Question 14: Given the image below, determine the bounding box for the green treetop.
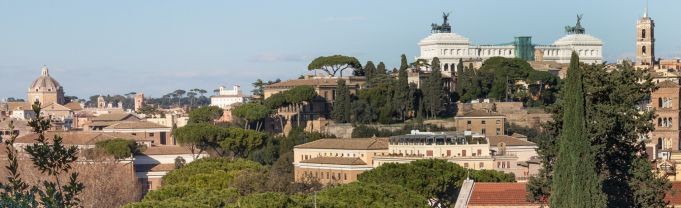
[307,55,361,77]
[550,52,606,207]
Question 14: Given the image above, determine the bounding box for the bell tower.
[636,1,655,67]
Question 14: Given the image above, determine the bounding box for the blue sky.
[1,0,680,99]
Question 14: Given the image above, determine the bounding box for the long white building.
[210,85,247,108]
[418,13,603,75]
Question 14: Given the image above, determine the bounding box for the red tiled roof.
[294,138,388,150]
[666,182,681,205]
[468,182,538,206]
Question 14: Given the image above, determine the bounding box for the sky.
[1,0,680,99]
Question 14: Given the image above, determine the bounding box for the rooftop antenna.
[644,0,649,18]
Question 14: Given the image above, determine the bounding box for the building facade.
[636,9,655,67]
[454,111,506,136]
[210,85,247,108]
[417,14,603,76]
[293,131,533,185]
[27,66,65,105]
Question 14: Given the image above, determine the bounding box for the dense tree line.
[526,54,670,207]
[330,54,450,125]
[125,157,513,207]
[456,57,559,107]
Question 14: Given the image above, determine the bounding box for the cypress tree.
[331,79,352,123]
[394,54,410,121]
[364,61,376,84]
[376,62,386,75]
[455,59,465,101]
[550,52,606,207]
[423,57,444,118]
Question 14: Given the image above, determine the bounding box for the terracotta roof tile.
[665,182,681,205]
[91,113,139,122]
[103,121,169,129]
[134,163,176,172]
[300,157,367,165]
[15,131,144,145]
[294,138,388,150]
[64,102,83,111]
[469,182,538,206]
[7,102,32,111]
[657,80,680,88]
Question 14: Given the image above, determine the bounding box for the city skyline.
[1,0,680,98]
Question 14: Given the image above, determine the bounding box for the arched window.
[642,29,646,39]
[642,46,647,55]
[444,64,449,71]
[658,117,662,126]
[659,97,663,108]
[658,138,663,149]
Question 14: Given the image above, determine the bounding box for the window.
[642,29,647,39]
[426,150,433,156]
[131,133,137,136]
[462,150,467,157]
[481,128,486,135]
[477,149,482,156]
[464,163,469,168]
[467,120,472,125]
[344,173,347,180]
[479,162,484,168]
[496,120,500,124]
[446,150,451,156]
[642,46,647,55]
[482,120,486,124]
[149,133,154,137]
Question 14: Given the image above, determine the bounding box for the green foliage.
[393,54,411,121]
[471,170,516,182]
[188,106,223,124]
[0,102,84,207]
[331,79,352,123]
[550,52,606,207]
[476,57,559,106]
[422,57,446,118]
[313,182,429,207]
[235,192,297,208]
[358,159,513,207]
[174,123,228,158]
[219,128,267,158]
[263,86,316,110]
[126,158,262,208]
[95,139,139,159]
[307,55,361,77]
[363,61,377,86]
[231,103,271,131]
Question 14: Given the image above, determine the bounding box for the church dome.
[553,34,603,46]
[28,66,62,93]
[419,32,470,46]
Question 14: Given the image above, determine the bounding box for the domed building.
[417,13,603,75]
[27,66,65,105]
